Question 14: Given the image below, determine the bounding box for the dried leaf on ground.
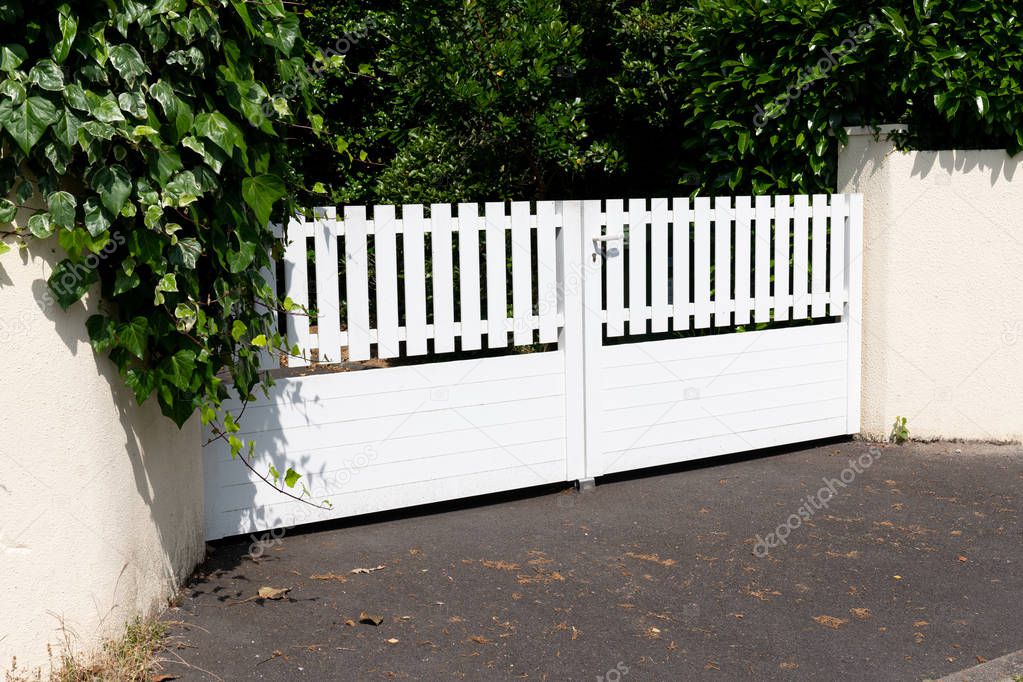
[359,612,384,626]
[310,572,348,582]
[257,586,290,600]
[850,608,872,620]
[813,615,848,630]
[350,565,386,574]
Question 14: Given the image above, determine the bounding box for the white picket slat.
[457,203,483,351]
[714,196,732,327]
[256,243,279,371]
[811,194,828,318]
[792,194,810,319]
[694,197,712,328]
[829,194,847,316]
[343,206,371,361]
[283,216,311,367]
[627,198,648,335]
[374,205,400,358]
[510,201,534,345]
[754,195,772,323]
[403,204,428,355]
[605,199,627,337]
[313,207,342,363]
[734,196,752,326]
[650,198,670,333]
[672,197,691,331]
[773,195,791,322]
[536,201,559,343]
[431,203,456,353]
[485,202,508,348]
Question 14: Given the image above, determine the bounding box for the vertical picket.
[694,197,712,328]
[650,198,670,333]
[714,196,732,327]
[605,199,627,337]
[773,195,791,322]
[733,196,752,326]
[283,216,310,367]
[374,205,400,359]
[313,207,342,363]
[829,194,847,317]
[536,201,559,343]
[430,203,456,354]
[510,201,534,345]
[457,203,483,351]
[628,198,648,335]
[403,204,428,356]
[792,194,810,319]
[845,194,863,434]
[672,197,691,331]
[343,206,371,361]
[485,201,508,348]
[754,196,772,323]
[811,194,828,318]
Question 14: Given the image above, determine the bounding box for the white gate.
[203,195,862,540]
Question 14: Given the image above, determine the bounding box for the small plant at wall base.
[0,2,326,506]
[890,416,910,444]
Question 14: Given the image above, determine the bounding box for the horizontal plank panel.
[599,397,846,454]
[592,418,848,478]
[207,458,567,539]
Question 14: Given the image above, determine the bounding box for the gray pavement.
[162,440,1023,681]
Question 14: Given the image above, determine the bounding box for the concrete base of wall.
[0,243,204,674]
[839,127,1023,442]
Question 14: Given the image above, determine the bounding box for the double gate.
[204,195,862,540]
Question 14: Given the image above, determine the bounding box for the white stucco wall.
[838,127,1023,442]
[0,239,204,674]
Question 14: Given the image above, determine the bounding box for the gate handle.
[592,233,624,261]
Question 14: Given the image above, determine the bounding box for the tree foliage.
[302,0,1022,202]
[0,1,316,490]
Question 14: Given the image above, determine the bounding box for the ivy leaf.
[118,316,149,359]
[27,213,53,238]
[91,164,132,215]
[161,350,196,390]
[171,237,201,269]
[48,258,98,308]
[109,44,149,85]
[231,320,247,341]
[0,44,26,73]
[47,190,77,229]
[284,468,301,488]
[82,197,111,237]
[53,4,78,65]
[30,60,64,91]
[241,174,285,227]
[0,198,16,223]
[0,96,59,154]
[225,237,256,273]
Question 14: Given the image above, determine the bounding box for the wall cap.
[844,124,908,138]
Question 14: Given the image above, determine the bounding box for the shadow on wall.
[910,148,1020,186]
[0,241,203,672]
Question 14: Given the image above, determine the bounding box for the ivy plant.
[0,1,324,503]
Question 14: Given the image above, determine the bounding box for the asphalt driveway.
[162,440,1023,681]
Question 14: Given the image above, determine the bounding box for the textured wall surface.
[0,240,204,674]
[839,127,1023,442]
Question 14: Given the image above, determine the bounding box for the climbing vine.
[0,1,322,500]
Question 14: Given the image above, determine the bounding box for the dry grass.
[5,618,169,682]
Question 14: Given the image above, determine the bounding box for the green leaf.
[241,174,285,227]
[53,4,78,64]
[82,197,111,237]
[251,334,267,347]
[119,316,150,359]
[0,199,16,223]
[0,44,26,73]
[881,8,909,39]
[48,258,98,308]
[30,60,64,91]
[109,44,149,85]
[47,191,77,229]
[91,165,132,216]
[225,237,256,273]
[161,350,196,390]
[284,467,301,488]
[0,96,60,154]
[28,213,53,238]
[231,319,247,341]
